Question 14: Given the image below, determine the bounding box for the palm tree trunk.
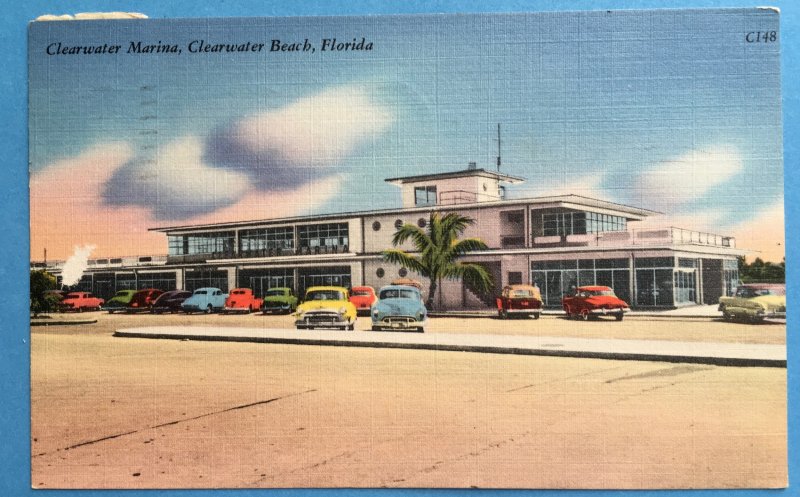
[426,278,437,310]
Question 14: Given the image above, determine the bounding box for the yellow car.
[294,286,357,330]
[718,284,786,323]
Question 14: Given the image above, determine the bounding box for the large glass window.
[298,223,349,253]
[239,268,295,296]
[169,232,235,256]
[723,259,740,296]
[137,272,177,291]
[239,227,294,255]
[185,269,228,292]
[532,258,631,307]
[541,211,627,237]
[414,186,437,206]
[674,270,697,304]
[297,266,352,297]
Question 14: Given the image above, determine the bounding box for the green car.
[261,287,298,314]
[105,289,137,313]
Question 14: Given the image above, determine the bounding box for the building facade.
[37,168,744,309]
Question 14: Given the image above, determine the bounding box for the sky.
[28,9,784,261]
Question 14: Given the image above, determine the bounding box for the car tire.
[347,323,355,331]
[615,313,624,321]
[416,326,425,333]
[581,310,589,321]
[371,325,382,331]
[533,312,540,320]
[498,309,507,319]
[204,304,213,314]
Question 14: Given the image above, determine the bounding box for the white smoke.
[60,245,95,287]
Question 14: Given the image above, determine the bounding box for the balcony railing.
[438,190,502,205]
[532,227,735,249]
[32,254,168,270]
[165,244,351,264]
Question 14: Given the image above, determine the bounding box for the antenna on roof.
[495,123,502,172]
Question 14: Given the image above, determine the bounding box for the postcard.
[28,8,786,489]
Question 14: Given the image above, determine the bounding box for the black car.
[151,290,192,314]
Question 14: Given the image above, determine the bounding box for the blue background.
[3,1,796,496]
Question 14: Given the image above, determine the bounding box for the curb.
[428,312,722,319]
[113,330,785,369]
[31,319,98,326]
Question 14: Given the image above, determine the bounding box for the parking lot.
[30,312,787,488]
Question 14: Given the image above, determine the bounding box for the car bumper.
[223,306,250,313]
[263,303,292,313]
[504,308,540,314]
[373,316,424,329]
[588,308,629,315]
[181,305,201,311]
[760,310,786,323]
[295,313,350,327]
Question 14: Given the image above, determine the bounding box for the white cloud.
[632,146,743,210]
[234,85,393,163]
[149,135,251,211]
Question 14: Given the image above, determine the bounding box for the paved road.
[30,317,787,489]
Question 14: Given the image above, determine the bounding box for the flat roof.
[384,168,525,185]
[149,194,660,234]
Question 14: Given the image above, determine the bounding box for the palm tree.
[383,212,494,310]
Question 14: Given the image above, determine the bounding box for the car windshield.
[589,290,616,297]
[307,290,344,301]
[509,290,534,297]
[380,289,418,300]
[352,290,372,296]
[265,289,286,296]
[194,290,208,295]
[116,291,133,296]
[737,287,785,297]
[231,290,246,295]
[65,293,81,299]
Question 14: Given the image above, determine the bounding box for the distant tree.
[30,270,58,316]
[383,212,493,310]
[738,256,785,283]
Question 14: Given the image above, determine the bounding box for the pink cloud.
[31,143,343,260]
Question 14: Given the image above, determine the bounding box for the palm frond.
[382,249,428,276]
[443,262,494,294]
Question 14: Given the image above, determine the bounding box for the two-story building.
[40,167,744,309]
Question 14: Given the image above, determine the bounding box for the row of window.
[169,223,351,256]
[541,211,627,237]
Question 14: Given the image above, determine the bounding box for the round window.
[417,218,427,228]
[399,268,408,277]
[376,268,385,278]
[394,219,403,229]
[372,221,381,231]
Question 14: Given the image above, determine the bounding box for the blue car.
[371,285,427,332]
[181,287,228,314]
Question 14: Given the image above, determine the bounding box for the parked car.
[718,283,786,323]
[105,289,137,313]
[126,288,164,312]
[294,286,357,330]
[59,291,104,312]
[496,284,543,319]
[151,290,192,314]
[181,287,228,314]
[562,285,630,321]
[261,287,298,314]
[349,286,377,315]
[223,288,263,313]
[371,285,427,332]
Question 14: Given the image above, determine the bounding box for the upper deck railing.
[532,227,735,249]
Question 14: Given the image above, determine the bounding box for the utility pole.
[496,123,502,172]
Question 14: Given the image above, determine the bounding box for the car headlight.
[372,308,380,316]
[338,306,347,315]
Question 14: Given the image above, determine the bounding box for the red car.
[223,288,263,313]
[349,286,377,315]
[562,285,630,321]
[496,284,543,319]
[59,292,104,312]
[127,288,165,312]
